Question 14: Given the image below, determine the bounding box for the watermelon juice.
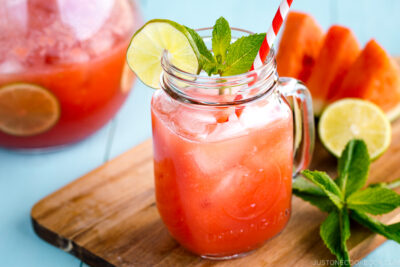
[152,90,294,257]
[0,0,140,149]
[150,28,315,258]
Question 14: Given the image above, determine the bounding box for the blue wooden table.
[1,0,400,266]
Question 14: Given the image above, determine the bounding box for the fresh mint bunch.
[293,139,400,267]
[186,17,265,76]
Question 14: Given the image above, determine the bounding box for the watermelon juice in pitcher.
[0,0,141,149]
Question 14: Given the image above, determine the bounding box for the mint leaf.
[369,178,400,190]
[186,18,267,76]
[212,17,231,65]
[320,211,351,266]
[293,177,336,212]
[337,140,370,198]
[297,138,399,266]
[293,192,336,213]
[185,26,217,75]
[350,210,400,243]
[293,176,326,196]
[302,170,344,209]
[347,187,400,215]
[222,33,266,76]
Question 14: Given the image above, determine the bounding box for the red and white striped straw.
[251,0,293,70]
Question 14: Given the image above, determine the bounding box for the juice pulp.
[0,0,139,149]
[151,90,294,256]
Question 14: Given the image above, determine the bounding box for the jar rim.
[161,27,276,83]
[160,27,277,106]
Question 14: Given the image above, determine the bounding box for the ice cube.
[58,0,113,41]
[172,106,217,140]
[239,98,289,130]
[206,110,248,142]
[154,92,179,115]
[110,0,136,37]
[67,48,90,63]
[212,166,250,196]
[0,59,23,74]
[189,134,252,176]
[87,32,114,56]
[4,0,28,34]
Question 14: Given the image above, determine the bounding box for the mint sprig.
[186,17,265,77]
[337,139,370,197]
[293,139,400,266]
[185,26,217,76]
[293,177,336,213]
[320,210,350,264]
[302,170,344,209]
[347,187,400,215]
[368,178,400,190]
[212,17,231,65]
[222,33,266,76]
[350,210,400,243]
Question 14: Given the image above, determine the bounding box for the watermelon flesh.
[277,11,324,83]
[334,39,400,121]
[306,25,361,115]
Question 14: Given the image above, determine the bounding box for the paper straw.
[251,0,293,70]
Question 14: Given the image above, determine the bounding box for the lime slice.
[319,98,391,160]
[126,19,200,89]
[0,83,60,136]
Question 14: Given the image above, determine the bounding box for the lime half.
[319,98,391,160]
[126,19,200,89]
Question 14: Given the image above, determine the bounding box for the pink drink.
[152,87,294,256]
[148,28,314,259]
[0,0,140,149]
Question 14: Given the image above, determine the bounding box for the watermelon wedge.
[334,39,400,121]
[307,25,361,115]
[277,11,324,83]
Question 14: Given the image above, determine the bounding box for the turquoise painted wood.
[0,125,112,267]
[1,1,399,266]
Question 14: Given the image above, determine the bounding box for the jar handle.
[278,77,315,177]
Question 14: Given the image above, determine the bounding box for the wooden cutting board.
[32,57,400,266]
[31,122,400,267]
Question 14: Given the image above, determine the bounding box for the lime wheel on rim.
[0,83,60,137]
[126,19,200,89]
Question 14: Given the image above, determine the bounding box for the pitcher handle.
[278,77,315,177]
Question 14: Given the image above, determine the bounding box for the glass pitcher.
[0,0,141,150]
[151,28,315,259]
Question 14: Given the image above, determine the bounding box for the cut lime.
[126,19,200,89]
[319,98,391,160]
[0,83,60,136]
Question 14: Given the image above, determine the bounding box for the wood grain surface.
[31,58,400,267]
[31,122,400,267]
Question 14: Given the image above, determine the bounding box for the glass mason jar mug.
[151,28,315,259]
